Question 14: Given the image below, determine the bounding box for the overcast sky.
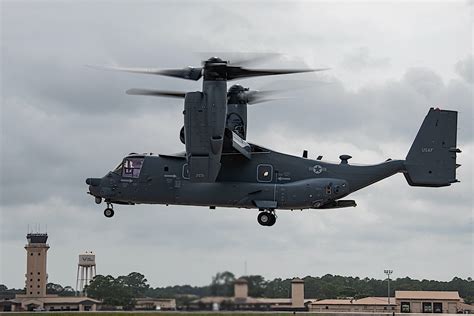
[1,1,473,290]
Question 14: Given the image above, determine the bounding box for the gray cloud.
[1,1,472,289]
[455,55,474,84]
[249,66,472,149]
[341,47,390,71]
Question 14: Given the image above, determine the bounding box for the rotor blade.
[247,91,293,105]
[197,52,281,66]
[248,95,293,105]
[228,53,282,66]
[126,88,185,98]
[226,67,329,80]
[246,90,278,104]
[158,67,203,80]
[86,65,203,81]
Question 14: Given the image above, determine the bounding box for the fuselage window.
[257,164,273,182]
[122,157,145,178]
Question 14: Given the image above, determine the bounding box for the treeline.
[2,272,472,307]
[86,272,474,306]
[0,283,75,299]
[148,272,473,303]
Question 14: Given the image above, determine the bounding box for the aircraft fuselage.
[88,145,405,211]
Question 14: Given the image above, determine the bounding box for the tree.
[264,278,291,298]
[242,275,267,297]
[61,286,76,297]
[119,272,149,298]
[210,271,235,296]
[86,275,134,308]
[46,283,64,295]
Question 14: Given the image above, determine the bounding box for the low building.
[8,296,100,312]
[309,291,473,314]
[458,302,474,314]
[309,296,396,312]
[396,290,462,314]
[134,297,176,311]
[192,277,312,311]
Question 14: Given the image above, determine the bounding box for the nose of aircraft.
[86,178,101,186]
[86,178,102,196]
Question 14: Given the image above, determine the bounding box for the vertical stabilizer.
[404,108,460,187]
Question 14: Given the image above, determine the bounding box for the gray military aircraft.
[86,56,461,226]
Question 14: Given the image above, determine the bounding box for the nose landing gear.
[257,209,276,226]
[104,203,114,218]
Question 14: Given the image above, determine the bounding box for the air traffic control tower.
[10,232,100,312]
[24,233,50,297]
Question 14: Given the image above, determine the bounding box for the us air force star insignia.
[312,165,323,174]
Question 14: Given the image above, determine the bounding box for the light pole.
[384,269,393,306]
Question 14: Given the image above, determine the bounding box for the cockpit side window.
[122,157,144,178]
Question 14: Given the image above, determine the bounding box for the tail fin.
[404,108,460,187]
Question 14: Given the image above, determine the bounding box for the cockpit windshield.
[113,162,123,173]
[120,157,145,178]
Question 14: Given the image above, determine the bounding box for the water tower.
[75,252,96,294]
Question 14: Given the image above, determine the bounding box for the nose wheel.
[257,209,276,226]
[104,203,114,218]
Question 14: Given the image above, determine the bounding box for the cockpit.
[113,156,145,178]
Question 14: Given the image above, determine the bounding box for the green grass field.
[0,313,305,316]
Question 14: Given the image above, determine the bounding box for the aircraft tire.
[267,213,276,226]
[257,212,276,226]
[257,212,270,226]
[104,208,114,218]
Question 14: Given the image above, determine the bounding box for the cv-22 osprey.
[86,56,461,226]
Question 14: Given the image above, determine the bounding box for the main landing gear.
[104,203,114,218]
[257,209,276,226]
